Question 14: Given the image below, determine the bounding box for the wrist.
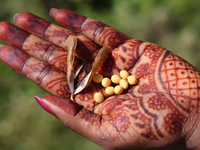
[183,110,200,149]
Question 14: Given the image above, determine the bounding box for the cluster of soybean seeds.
[93,70,137,103]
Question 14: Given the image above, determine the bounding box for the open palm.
[0,8,199,150]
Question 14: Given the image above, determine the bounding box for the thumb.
[34,95,81,123]
[34,95,111,149]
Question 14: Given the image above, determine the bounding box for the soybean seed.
[114,85,124,95]
[128,75,137,85]
[94,92,104,103]
[93,74,103,83]
[120,70,129,79]
[111,74,121,84]
[119,79,129,89]
[102,77,111,87]
[105,86,115,95]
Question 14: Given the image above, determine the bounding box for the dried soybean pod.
[66,35,77,99]
[74,47,111,94]
[74,62,85,79]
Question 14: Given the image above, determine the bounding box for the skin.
[0,8,200,150]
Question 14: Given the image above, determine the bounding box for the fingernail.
[0,45,4,52]
[13,13,20,22]
[50,8,58,17]
[34,96,54,115]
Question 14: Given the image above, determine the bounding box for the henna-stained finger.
[50,8,130,49]
[0,45,70,99]
[0,43,105,110]
[0,21,30,49]
[39,95,82,118]
[13,12,100,63]
[0,45,30,73]
[0,22,105,110]
[12,10,150,80]
[0,21,83,73]
[39,95,123,150]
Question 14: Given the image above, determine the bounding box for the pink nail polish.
[50,8,58,17]
[34,96,54,115]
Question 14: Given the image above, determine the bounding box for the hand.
[0,8,199,150]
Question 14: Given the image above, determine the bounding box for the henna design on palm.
[0,8,199,150]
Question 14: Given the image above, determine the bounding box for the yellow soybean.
[93,74,103,83]
[128,75,137,85]
[114,85,124,95]
[102,77,111,87]
[111,74,121,84]
[120,70,129,79]
[105,86,114,95]
[94,92,104,103]
[119,79,129,89]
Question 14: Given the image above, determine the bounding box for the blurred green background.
[0,0,200,149]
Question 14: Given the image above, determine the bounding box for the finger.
[0,44,103,109]
[0,45,70,98]
[0,21,82,73]
[13,12,100,63]
[12,10,150,75]
[48,9,153,74]
[49,8,130,49]
[37,95,120,150]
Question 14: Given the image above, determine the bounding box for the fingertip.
[0,21,12,30]
[13,13,20,22]
[49,8,86,32]
[0,44,4,52]
[0,44,4,48]
[34,96,55,115]
[40,95,81,116]
[50,8,58,17]
[0,21,8,25]
[0,22,10,36]
[0,21,30,49]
